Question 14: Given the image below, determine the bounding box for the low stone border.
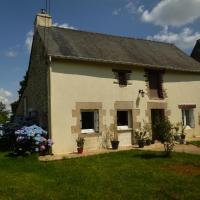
[39,146,134,161]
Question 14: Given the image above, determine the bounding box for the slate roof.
[37,26,200,72]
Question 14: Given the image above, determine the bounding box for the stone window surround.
[178,104,196,109]
[111,101,140,136]
[144,69,167,100]
[71,101,140,139]
[145,101,171,125]
[112,69,132,86]
[71,102,104,137]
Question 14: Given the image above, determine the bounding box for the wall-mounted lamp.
[138,89,145,97]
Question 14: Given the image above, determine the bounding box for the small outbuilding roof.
[191,39,200,63]
[37,26,200,72]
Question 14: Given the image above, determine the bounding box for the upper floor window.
[148,70,163,99]
[113,69,131,87]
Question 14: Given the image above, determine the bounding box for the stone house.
[16,11,200,154]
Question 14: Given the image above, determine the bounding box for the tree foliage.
[0,102,9,123]
[154,118,175,157]
[18,71,28,97]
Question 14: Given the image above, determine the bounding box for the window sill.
[149,97,164,100]
[113,81,132,85]
[117,128,133,133]
[80,133,101,138]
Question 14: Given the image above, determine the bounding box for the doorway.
[151,109,165,140]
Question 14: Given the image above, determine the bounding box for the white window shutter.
[128,111,132,128]
[182,110,185,125]
[190,109,195,128]
[80,112,82,129]
[94,110,99,132]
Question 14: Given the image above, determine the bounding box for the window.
[80,110,99,133]
[182,109,195,128]
[148,70,163,98]
[118,71,128,86]
[117,110,132,130]
[113,69,131,86]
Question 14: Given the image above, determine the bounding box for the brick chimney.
[34,9,52,30]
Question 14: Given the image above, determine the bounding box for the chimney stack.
[34,9,52,30]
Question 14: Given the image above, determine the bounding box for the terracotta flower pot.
[77,147,83,154]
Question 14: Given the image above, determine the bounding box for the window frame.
[147,70,164,99]
[116,110,132,131]
[112,69,131,87]
[181,108,195,128]
[80,109,99,134]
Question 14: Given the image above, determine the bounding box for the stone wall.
[16,30,49,129]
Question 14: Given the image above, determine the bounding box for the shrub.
[154,118,175,156]
[76,137,85,148]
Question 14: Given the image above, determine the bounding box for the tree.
[18,71,28,97]
[0,102,9,124]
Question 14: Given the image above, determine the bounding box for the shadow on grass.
[4,152,30,158]
[133,152,169,159]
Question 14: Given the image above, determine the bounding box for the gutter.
[49,54,200,73]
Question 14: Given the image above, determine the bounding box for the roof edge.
[49,54,200,73]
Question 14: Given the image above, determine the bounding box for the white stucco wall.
[49,59,200,154]
[164,71,200,137]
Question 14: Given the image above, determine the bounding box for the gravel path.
[139,142,200,155]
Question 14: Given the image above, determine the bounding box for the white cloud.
[25,30,33,52]
[112,8,121,16]
[0,88,13,110]
[113,1,142,16]
[141,0,200,27]
[137,5,144,14]
[53,23,76,30]
[147,27,200,50]
[5,50,17,58]
[125,2,137,14]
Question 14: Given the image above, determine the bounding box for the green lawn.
[0,150,200,200]
[190,141,200,147]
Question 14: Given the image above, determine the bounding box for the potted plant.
[145,137,151,146]
[180,123,186,144]
[135,129,146,148]
[173,122,181,142]
[76,137,85,154]
[110,124,120,149]
[143,121,152,146]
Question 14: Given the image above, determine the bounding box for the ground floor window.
[80,110,99,133]
[182,109,195,128]
[117,110,132,130]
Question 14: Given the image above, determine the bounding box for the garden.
[0,150,200,199]
[0,117,200,199]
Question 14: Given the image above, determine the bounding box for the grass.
[190,141,200,147]
[0,150,200,200]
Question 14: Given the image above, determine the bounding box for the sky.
[0,0,200,109]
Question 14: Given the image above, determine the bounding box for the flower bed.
[14,125,53,156]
